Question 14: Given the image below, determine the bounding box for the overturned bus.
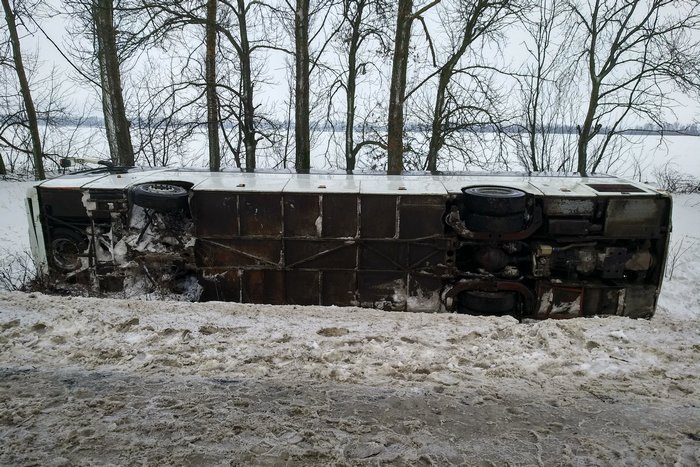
[26,168,672,319]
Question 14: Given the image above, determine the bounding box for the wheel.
[457,291,517,315]
[132,183,188,211]
[462,186,527,216]
[464,212,525,233]
[50,228,87,272]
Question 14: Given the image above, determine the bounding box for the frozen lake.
[28,123,700,182]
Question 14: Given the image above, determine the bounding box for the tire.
[462,186,527,216]
[50,228,87,272]
[464,212,525,233]
[132,183,188,211]
[457,291,517,315]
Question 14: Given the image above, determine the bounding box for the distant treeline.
[20,115,700,136]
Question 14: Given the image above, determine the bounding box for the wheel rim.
[52,238,81,270]
[473,187,517,196]
[144,184,185,195]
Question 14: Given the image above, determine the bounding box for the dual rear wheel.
[457,290,518,316]
[457,186,526,315]
[461,186,527,233]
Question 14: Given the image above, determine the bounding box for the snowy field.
[0,179,699,464]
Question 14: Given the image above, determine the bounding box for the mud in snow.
[1,292,698,465]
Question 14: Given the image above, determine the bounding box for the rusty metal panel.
[408,240,448,271]
[360,241,408,270]
[242,269,285,304]
[284,240,357,269]
[38,188,88,219]
[357,271,406,310]
[399,196,445,239]
[535,282,583,319]
[191,191,238,237]
[605,198,666,238]
[582,287,623,316]
[548,219,591,236]
[239,193,282,237]
[321,271,357,306]
[543,198,595,217]
[360,195,397,238]
[622,286,656,318]
[359,239,447,274]
[400,195,444,206]
[323,194,358,238]
[195,238,281,268]
[198,268,241,302]
[286,271,320,305]
[284,194,320,237]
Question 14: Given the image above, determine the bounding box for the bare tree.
[230,0,256,170]
[220,1,291,170]
[386,0,440,173]
[294,0,311,171]
[320,0,391,170]
[130,63,196,167]
[514,0,576,173]
[92,0,135,166]
[264,0,345,171]
[290,0,343,171]
[205,0,221,171]
[423,0,519,172]
[1,0,45,179]
[0,52,18,176]
[131,0,282,170]
[569,0,700,175]
[62,0,136,166]
[0,48,98,176]
[340,0,391,170]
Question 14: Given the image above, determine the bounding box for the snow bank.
[657,194,700,321]
[0,291,698,464]
[0,291,697,397]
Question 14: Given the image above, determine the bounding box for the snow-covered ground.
[0,179,698,464]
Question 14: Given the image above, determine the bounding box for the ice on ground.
[0,291,698,464]
[0,291,697,389]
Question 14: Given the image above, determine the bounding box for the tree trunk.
[528,111,539,172]
[205,0,220,171]
[426,66,451,172]
[528,59,542,172]
[237,0,256,171]
[576,14,602,178]
[344,66,357,171]
[92,0,134,167]
[386,0,413,174]
[344,2,365,172]
[294,0,310,172]
[577,81,599,176]
[2,0,45,180]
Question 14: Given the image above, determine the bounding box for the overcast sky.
[14,2,700,125]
